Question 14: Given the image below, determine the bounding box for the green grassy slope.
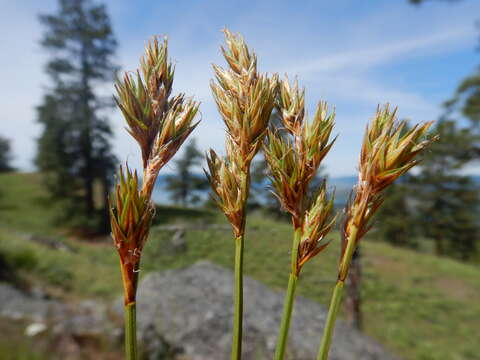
[0,172,479,360]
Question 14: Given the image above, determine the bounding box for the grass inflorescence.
[111,36,199,360]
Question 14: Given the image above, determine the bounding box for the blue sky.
[1,0,480,176]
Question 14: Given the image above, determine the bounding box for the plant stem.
[316,224,358,360]
[125,302,138,360]
[274,227,302,360]
[232,234,244,360]
[231,169,250,360]
[316,281,344,360]
[274,273,298,360]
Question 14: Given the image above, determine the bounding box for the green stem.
[124,302,138,360]
[316,224,359,360]
[231,169,250,360]
[274,273,298,360]
[232,234,244,360]
[274,227,302,360]
[316,281,345,360]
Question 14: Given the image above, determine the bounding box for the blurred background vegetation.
[0,0,479,359]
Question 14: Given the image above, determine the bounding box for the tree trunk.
[434,237,445,256]
[344,247,363,330]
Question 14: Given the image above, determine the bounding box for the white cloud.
[284,26,474,76]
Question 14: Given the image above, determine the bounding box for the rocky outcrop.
[124,261,399,360]
[0,262,399,359]
[0,283,120,359]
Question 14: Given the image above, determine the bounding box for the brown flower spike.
[317,104,437,360]
[270,77,337,360]
[207,29,278,233]
[110,166,153,304]
[206,29,278,360]
[111,36,199,306]
[265,77,336,275]
[339,104,437,281]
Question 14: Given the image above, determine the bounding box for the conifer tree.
[414,119,479,259]
[375,175,419,249]
[0,136,14,173]
[36,0,117,233]
[164,139,208,206]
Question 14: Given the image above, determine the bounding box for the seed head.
[114,36,199,173]
[359,104,435,195]
[210,29,278,171]
[339,104,437,280]
[265,77,337,272]
[296,183,336,274]
[264,77,336,221]
[205,149,244,237]
[109,166,154,303]
[278,76,305,134]
[111,36,199,303]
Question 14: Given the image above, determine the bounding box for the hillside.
[0,172,479,360]
[152,174,358,206]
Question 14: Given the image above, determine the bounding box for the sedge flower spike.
[206,29,278,360]
[210,29,278,172]
[110,36,200,360]
[114,37,199,199]
[317,104,437,360]
[267,77,337,360]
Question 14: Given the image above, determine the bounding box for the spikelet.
[110,166,154,303]
[114,37,200,199]
[265,76,337,273]
[205,148,244,237]
[206,29,278,232]
[205,30,279,359]
[210,29,278,172]
[296,183,336,274]
[339,104,437,281]
[111,36,199,304]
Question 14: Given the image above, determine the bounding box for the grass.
[0,172,479,360]
[0,318,49,360]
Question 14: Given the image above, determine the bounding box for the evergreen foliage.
[375,176,419,249]
[415,120,480,260]
[377,119,480,261]
[0,136,14,173]
[36,0,118,233]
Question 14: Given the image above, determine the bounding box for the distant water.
[152,174,358,206]
[151,175,170,204]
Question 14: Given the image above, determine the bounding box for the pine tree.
[164,139,208,206]
[415,119,480,260]
[36,0,118,233]
[0,136,14,173]
[375,175,419,249]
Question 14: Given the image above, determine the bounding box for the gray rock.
[0,282,120,359]
[168,228,187,255]
[0,282,61,321]
[120,261,398,360]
